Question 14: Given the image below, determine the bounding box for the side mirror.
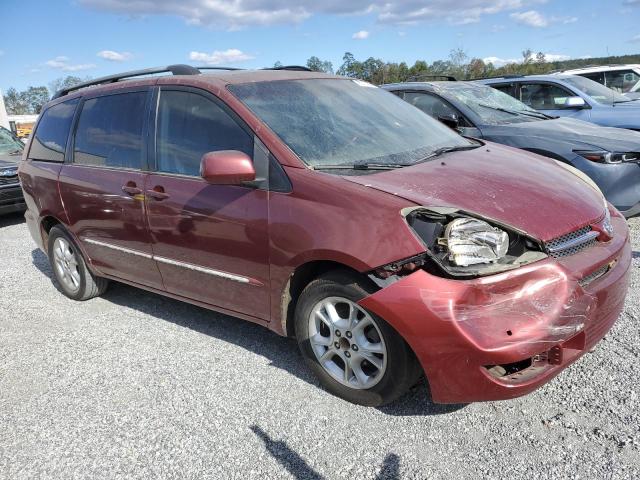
[437,113,460,130]
[200,150,256,185]
[564,96,586,109]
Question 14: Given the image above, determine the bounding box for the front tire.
[48,226,108,301]
[295,270,419,406]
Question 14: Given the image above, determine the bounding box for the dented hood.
[343,142,604,242]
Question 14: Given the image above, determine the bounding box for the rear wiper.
[313,163,409,171]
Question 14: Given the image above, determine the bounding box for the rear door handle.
[146,186,170,201]
[122,182,142,196]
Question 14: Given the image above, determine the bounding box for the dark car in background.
[0,126,26,215]
[476,74,640,131]
[384,80,640,218]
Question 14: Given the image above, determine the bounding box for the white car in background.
[560,65,640,99]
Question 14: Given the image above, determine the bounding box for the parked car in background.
[560,65,640,99]
[477,74,640,130]
[383,80,640,218]
[0,126,26,215]
[20,65,631,406]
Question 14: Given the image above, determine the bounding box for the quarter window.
[73,92,147,169]
[519,83,573,110]
[156,90,253,176]
[402,92,461,121]
[29,99,78,162]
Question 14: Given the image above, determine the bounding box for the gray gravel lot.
[0,213,639,480]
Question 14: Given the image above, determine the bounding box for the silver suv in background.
[561,65,640,99]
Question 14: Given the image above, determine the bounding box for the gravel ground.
[0,212,639,480]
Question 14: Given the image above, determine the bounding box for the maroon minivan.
[19,65,631,406]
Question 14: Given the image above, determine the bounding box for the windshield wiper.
[313,163,409,171]
[476,103,553,119]
[414,144,481,164]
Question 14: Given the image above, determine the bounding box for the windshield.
[439,83,545,124]
[0,127,24,155]
[229,79,473,168]
[562,75,631,104]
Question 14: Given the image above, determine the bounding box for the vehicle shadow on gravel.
[0,212,25,228]
[31,248,465,417]
[251,424,401,480]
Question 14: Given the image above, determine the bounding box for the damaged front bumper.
[359,215,631,404]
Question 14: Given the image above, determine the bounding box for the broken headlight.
[442,217,509,266]
[398,207,546,278]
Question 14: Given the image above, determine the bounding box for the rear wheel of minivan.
[48,226,108,301]
[295,270,421,406]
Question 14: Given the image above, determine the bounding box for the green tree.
[306,56,334,74]
[48,76,86,96]
[3,88,29,115]
[23,86,50,114]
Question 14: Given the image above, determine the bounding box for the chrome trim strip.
[82,237,252,285]
[154,256,251,284]
[82,238,153,259]
[547,231,599,254]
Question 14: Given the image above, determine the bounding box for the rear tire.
[48,225,108,301]
[295,270,419,406]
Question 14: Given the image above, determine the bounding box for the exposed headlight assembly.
[575,150,640,164]
[442,217,509,266]
[384,207,547,279]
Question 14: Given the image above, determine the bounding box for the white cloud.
[352,30,370,39]
[510,10,548,27]
[189,49,254,65]
[629,34,640,43]
[562,16,577,24]
[483,52,571,66]
[45,56,96,71]
[97,50,133,61]
[79,0,548,28]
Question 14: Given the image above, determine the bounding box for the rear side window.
[403,92,460,120]
[29,99,78,162]
[73,92,147,169]
[156,90,253,176]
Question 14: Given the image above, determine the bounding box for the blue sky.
[1,0,639,93]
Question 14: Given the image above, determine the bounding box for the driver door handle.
[122,182,142,196]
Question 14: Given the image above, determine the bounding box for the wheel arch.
[280,260,367,337]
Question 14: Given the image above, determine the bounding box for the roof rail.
[265,65,313,72]
[406,74,457,82]
[52,64,202,99]
[197,66,245,72]
[472,74,525,81]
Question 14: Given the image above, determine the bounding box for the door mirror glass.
[437,113,459,130]
[200,150,256,185]
[564,96,586,108]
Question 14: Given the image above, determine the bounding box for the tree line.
[4,51,640,115]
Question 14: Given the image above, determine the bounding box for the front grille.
[545,226,598,258]
[579,264,610,288]
[0,175,19,186]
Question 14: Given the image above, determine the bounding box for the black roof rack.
[52,64,205,99]
[265,65,313,72]
[406,74,457,82]
[52,63,313,99]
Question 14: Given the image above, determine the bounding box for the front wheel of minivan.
[295,270,420,407]
[48,226,108,301]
